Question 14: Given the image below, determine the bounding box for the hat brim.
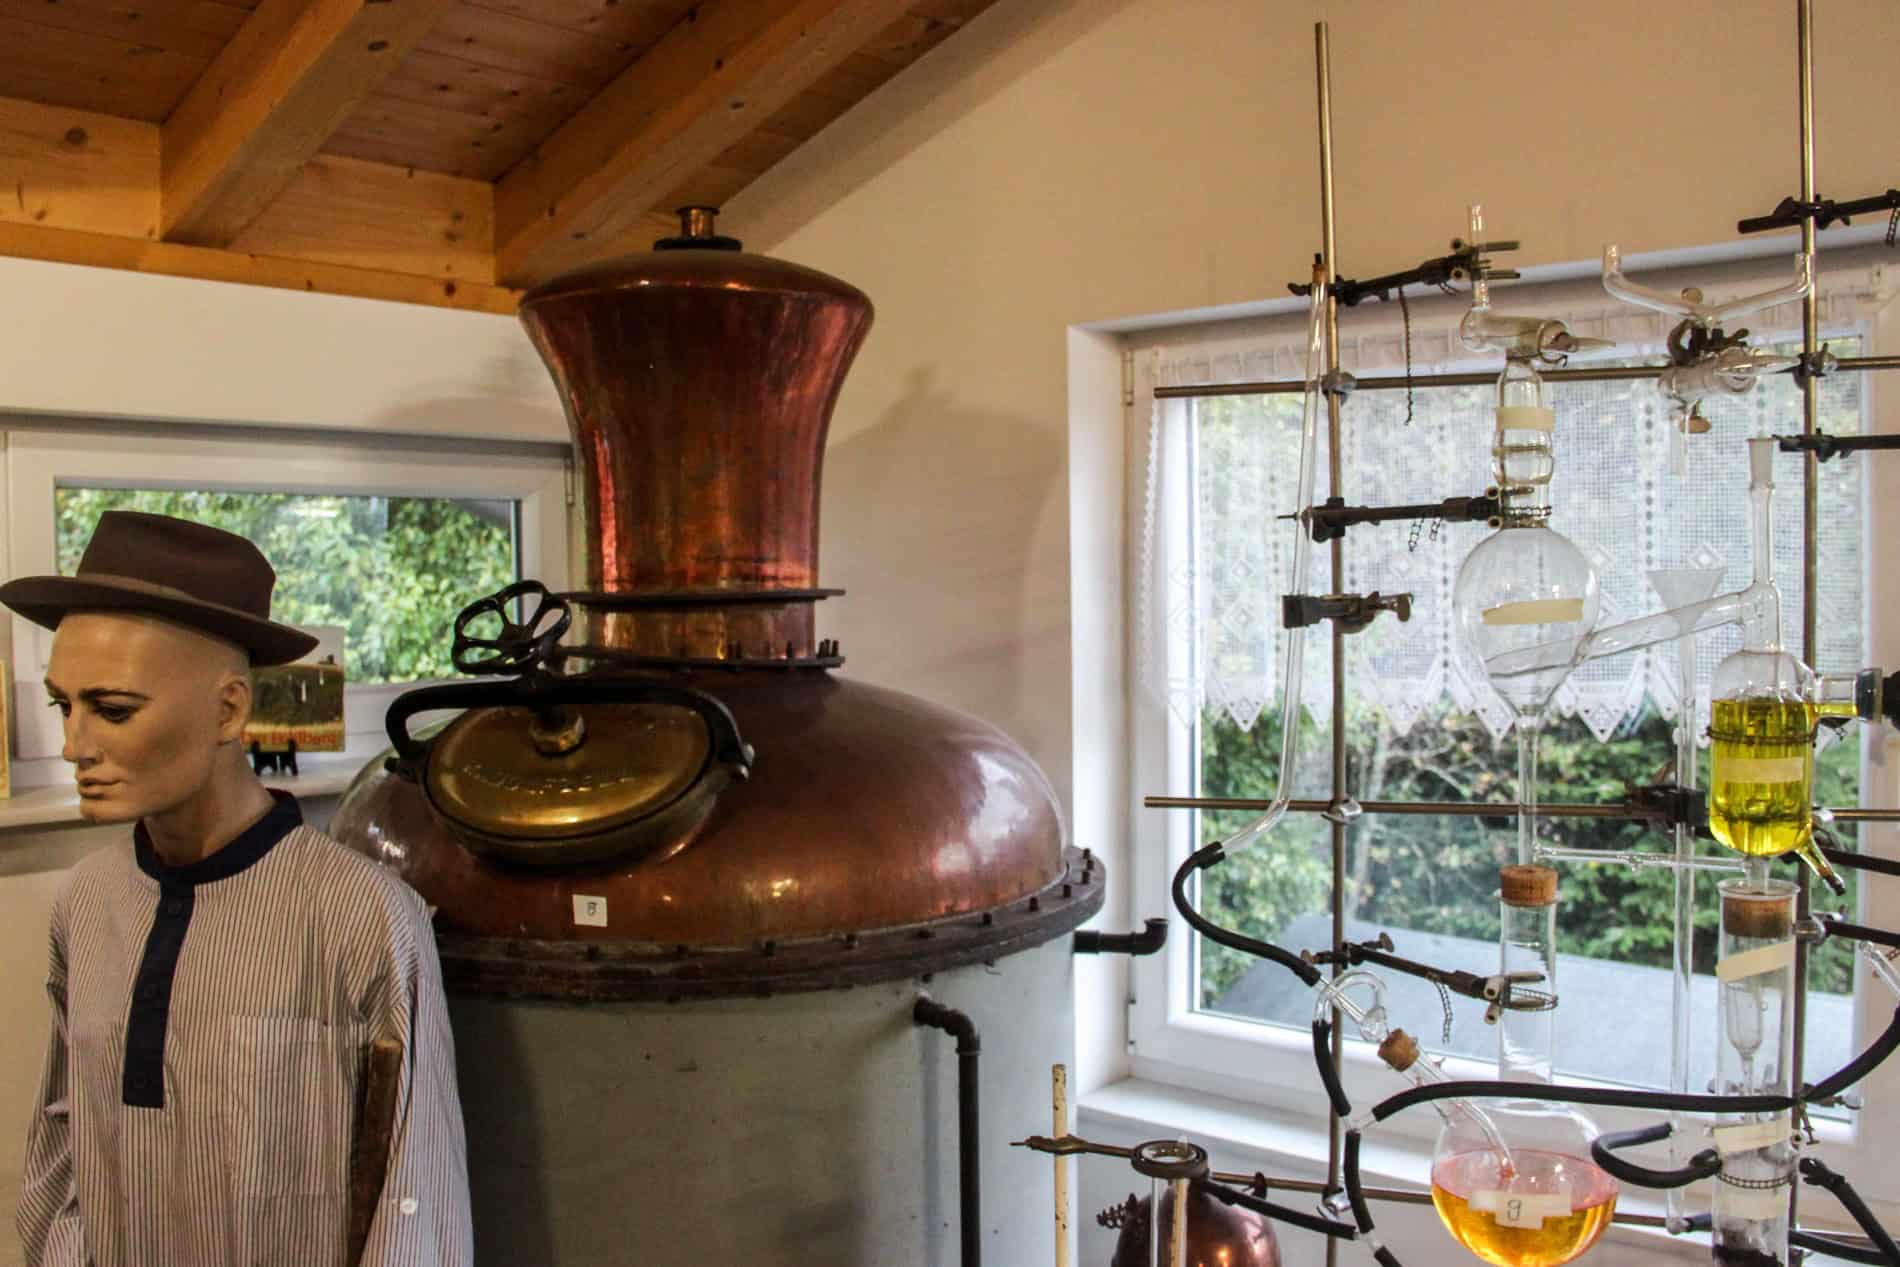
[0,574,320,666]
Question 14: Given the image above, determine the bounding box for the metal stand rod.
[1155,356,1900,400]
[1312,25,1347,1267]
[1791,0,1821,1236]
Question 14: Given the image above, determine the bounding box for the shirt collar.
[134,790,302,887]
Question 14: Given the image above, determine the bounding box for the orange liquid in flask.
[1430,1149,1618,1267]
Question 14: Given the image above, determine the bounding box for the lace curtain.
[1138,268,1878,742]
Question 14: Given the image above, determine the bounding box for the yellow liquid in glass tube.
[1707,697,1850,866]
[1430,1150,1617,1267]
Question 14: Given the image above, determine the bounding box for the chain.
[1887,202,1898,248]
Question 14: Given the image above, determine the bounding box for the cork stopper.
[1723,887,1794,940]
[1378,1029,1420,1072]
[1500,864,1558,908]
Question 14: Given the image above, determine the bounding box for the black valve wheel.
[451,581,572,676]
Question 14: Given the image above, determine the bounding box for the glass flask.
[1710,879,1797,1267]
[1378,1030,1619,1267]
[1706,439,1842,893]
[1453,355,1600,863]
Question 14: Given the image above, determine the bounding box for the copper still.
[331,208,1101,1265]
[1099,1185,1282,1267]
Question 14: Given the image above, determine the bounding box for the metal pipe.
[1314,26,1345,1267]
[1144,794,1900,822]
[914,998,981,1267]
[1072,918,1169,956]
[1152,355,1899,400]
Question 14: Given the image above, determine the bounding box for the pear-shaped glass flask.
[1706,438,1841,893]
[1454,357,1600,862]
[1379,1030,1618,1267]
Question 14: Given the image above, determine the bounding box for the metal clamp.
[1283,591,1413,633]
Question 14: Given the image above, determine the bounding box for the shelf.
[0,758,366,832]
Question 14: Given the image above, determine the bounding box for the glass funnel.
[1706,439,1841,893]
[1377,1030,1618,1267]
[1454,355,1600,862]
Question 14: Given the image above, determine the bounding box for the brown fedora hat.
[0,510,319,666]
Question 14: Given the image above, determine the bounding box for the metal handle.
[385,675,753,777]
[451,580,572,676]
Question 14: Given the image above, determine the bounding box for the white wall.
[0,258,561,1265]
[720,0,1900,1103]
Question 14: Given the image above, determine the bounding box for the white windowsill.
[1078,1076,1710,1263]
[0,748,374,832]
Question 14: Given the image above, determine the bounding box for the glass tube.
[1499,864,1557,1084]
[1712,879,1797,1267]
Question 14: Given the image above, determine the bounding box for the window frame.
[1,419,570,784]
[1120,261,1900,1196]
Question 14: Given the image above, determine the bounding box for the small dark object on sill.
[249,739,298,777]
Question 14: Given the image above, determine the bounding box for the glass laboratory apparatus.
[1710,879,1798,1267]
[1706,439,1846,893]
[1452,348,1601,864]
[1377,1028,1618,1267]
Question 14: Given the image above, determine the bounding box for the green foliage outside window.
[55,488,517,684]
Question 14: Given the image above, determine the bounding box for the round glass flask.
[1382,1031,1619,1267]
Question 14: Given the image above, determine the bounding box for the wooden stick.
[347,1036,405,1264]
[1052,1064,1070,1267]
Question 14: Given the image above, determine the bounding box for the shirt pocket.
[226,1016,366,1198]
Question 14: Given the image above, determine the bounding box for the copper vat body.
[1102,1187,1283,1267]
[331,213,1099,997]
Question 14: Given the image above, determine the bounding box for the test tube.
[1711,879,1797,1267]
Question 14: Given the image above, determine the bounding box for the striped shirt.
[15,792,472,1267]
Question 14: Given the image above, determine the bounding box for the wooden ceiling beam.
[494,0,912,286]
[161,0,459,247]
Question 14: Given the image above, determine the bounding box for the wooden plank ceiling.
[0,0,996,312]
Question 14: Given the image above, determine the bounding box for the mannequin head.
[44,611,255,825]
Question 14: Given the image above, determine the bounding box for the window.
[1124,251,1900,1180]
[4,421,569,783]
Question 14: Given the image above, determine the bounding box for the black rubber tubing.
[1195,1179,1358,1241]
[1371,1077,1791,1123]
[1590,1123,1722,1190]
[1172,844,1322,988]
[1807,1006,1900,1104]
[1313,1020,1352,1117]
[1801,1158,1900,1266]
[1790,1230,1892,1265]
[1343,1132,1376,1233]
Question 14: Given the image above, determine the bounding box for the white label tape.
[1716,940,1795,983]
[1713,1117,1790,1156]
[1482,598,1586,626]
[1718,755,1808,784]
[1718,1184,1789,1221]
[1496,406,1556,433]
[572,894,609,928]
[1471,1189,1572,1228]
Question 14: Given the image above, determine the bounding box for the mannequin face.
[43,612,252,824]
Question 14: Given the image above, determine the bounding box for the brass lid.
[1377,1029,1419,1072]
[1500,864,1558,907]
[426,702,711,840]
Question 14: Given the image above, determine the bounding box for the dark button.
[138,982,160,1002]
[161,897,186,917]
[127,1072,149,1090]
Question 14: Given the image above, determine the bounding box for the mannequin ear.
[216,670,254,745]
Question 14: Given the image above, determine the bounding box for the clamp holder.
[1283,591,1412,633]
